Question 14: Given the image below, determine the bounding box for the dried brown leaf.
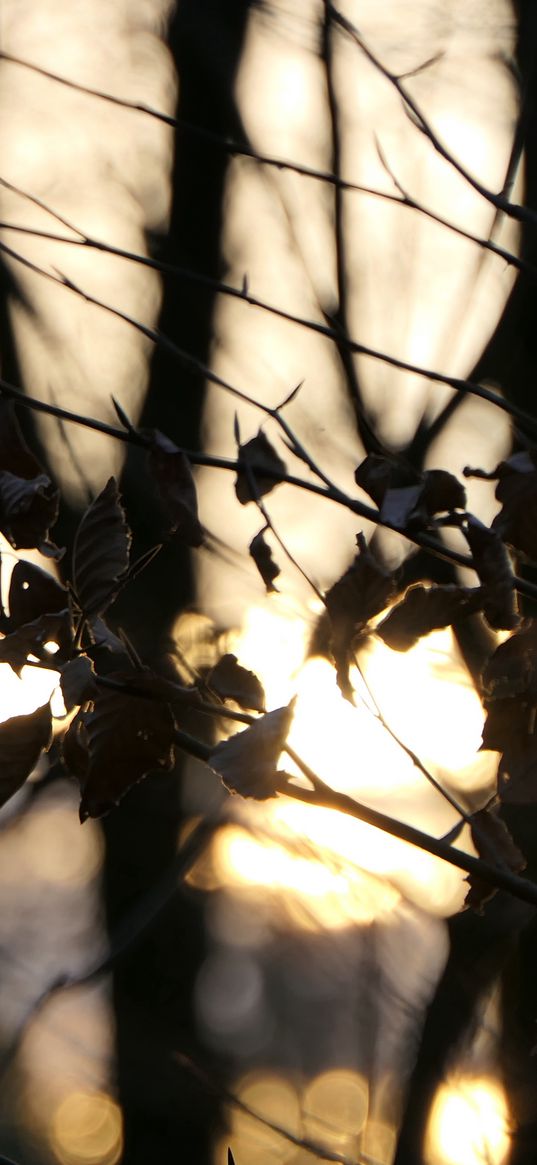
[482,621,537,703]
[0,471,60,557]
[235,430,286,505]
[379,484,423,528]
[0,702,52,809]
[8,559,67,627]
[0,403,61,555]
[489,453,537,561]
[325,534,397,700]
[481,627,537,805]
[421,469,467,515]
[465,803,526,911]
[60,656,99,712]
[376,583,481,652]
[147,431,203,546]
[355,453,416,507]
[471,804,526,869]
[73,478,131,617]
[249,527,280,592]
[465,516,519,631]
[209,701,294,800]
[355,454,466,531]
[207,653,266,713]
[75,670,176,819]
[0,609,72,675]
[61,709,90,780]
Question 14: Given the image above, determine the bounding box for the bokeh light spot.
[50,1090,123,1165]
[425,1076,510,1165]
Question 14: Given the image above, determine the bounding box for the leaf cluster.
[0,399,536,912]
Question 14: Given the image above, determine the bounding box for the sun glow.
[51,1090,123,1165]
[202,602,497,925]
[215,1068,370,1165]
[425,1076,511,1165]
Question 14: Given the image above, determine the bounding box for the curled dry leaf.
[420,469,467,516]
[465,516,519,631]
[8,559,67,627]
[0,703,52,810]
[61,709,90,781]
[60,655,99,713]
[235,430,286,505]
[65,669,177,820]
[86,616,131,662]
[492,453,537,561]
[249,527,280,592]
[465,803,526,911]
[483,620,537,703]
[325,533,397,700]
[0,402,61,556]
[209,700,295,800]
[207,653,266,712]
[0,609,72,676]
[0,472,61,557]
[481,622,537,804]
[376,583,482,652]
[467,451,537,561]
[147,430,203,546]
[355,453,416,508]
[72,477,131,617]
[355,454,466,531]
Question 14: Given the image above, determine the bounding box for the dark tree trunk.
[103,6,252,1163]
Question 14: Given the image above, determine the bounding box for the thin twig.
[322,8,367,436]
[168,725,537,907]
[243,458,324,602]
[4,231,537,443]
[1,52,534,265]
[352,655,472,821]
[326,3,537,229]
[175,1052,363,1165]
[3,367,537,606]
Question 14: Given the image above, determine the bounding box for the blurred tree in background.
[0,3,537,1165]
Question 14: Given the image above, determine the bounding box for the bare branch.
[327,2,537,229]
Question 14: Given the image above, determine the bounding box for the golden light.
[208,822,400,930]
[206,604,496,924]
[302,1068,368,1148]
[0,659,59,726]
[361,1118,397,1165]
[0,0,176,504]
[214,1068,371,1165]
[50,1090,123,1165]
[217,1071,302,1165]
[16,802,103,886]
[425,1076,511,1165]
[357,630,493,780]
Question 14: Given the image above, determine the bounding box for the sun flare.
[195,602,497,926]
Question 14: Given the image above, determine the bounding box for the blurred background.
[0,2,537,1163]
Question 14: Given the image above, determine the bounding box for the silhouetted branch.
[3,229,537,445]
[327,2,534,227]
[175,1052,363,1165]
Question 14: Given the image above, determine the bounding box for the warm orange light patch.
[50,1090,123,1165]
[218,1072,302,1165]
[425,1076,510,1165]
[302,1068,368,1148]
[207,822,399,930]
[208,605,495,924]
